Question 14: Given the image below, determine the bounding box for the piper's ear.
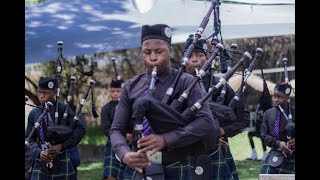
[169,45,173,54]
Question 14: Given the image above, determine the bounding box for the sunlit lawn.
[78,162,104,180]
[78,131,269,180]
[229,131,271,180]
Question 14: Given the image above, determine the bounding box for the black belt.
[162,149,190,166]
[207,144,220,156]
[162,140,211,166]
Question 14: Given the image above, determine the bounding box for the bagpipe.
[43,41,97,145]
[191,0,263,138]
[267,57,295,168]
[45,79,95,145]
[282,57,295,140]
[25,80,95,174]
[206,46,263,138]
[25,41,98,173]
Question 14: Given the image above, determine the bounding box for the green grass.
[228,131,271,179]
[80,125,106,145]
[78,131,269,180]
[78,162,104,180]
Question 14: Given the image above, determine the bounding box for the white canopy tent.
[25,0,295,64]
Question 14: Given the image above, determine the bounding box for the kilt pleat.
[103,139,126,180]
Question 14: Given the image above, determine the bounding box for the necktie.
[274,111,281,138]
[39,112,48,144]
[142,116,152,136]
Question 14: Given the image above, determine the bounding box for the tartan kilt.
[260,152,295,174]
[31,150,76,180]
[209,144,234,180]
[222,147,239,180]
[123,166,134,180]
[164,159,192,180]
[103,139,126,180]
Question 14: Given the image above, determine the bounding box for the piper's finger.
[132,161,151,169]
[47,149,56,154]
[138,144,154,153]
[139,152,149,158]
[135,167,143,173]
[138,135,152,144]
[137,138,152,148]
[128,157,144,164]
[282,151,287,158]
[147,148,159,158]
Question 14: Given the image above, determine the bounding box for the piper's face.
[186,51,206,76]
[273,90,289,106]
[37,89,55,104]
[142,39,172,75]
[110,87,121,101]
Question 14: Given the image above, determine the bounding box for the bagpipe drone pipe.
[278,104,295,140]
[25,101,53,177]
[54,41,99,119]
[217,48,263,138]
[247,55,273,131]
[112,57,122,81]
[131,50,252,157]
[47,42,97,145]
[257,58,273,113]
[206,43,239,131]
[214,43,238,105]
[201,45,263,138]
[282,56,295,140]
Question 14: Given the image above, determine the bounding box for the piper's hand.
[137,134,167,157]
[126,133,132,143]
[40,151,53,162]
[47,144,63,155]
[278,141,292,158]
[28,166,32,173]
[219,138,229,149]
[287,138,295,151]
[122,152,150,173]
[219,127,225,137]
